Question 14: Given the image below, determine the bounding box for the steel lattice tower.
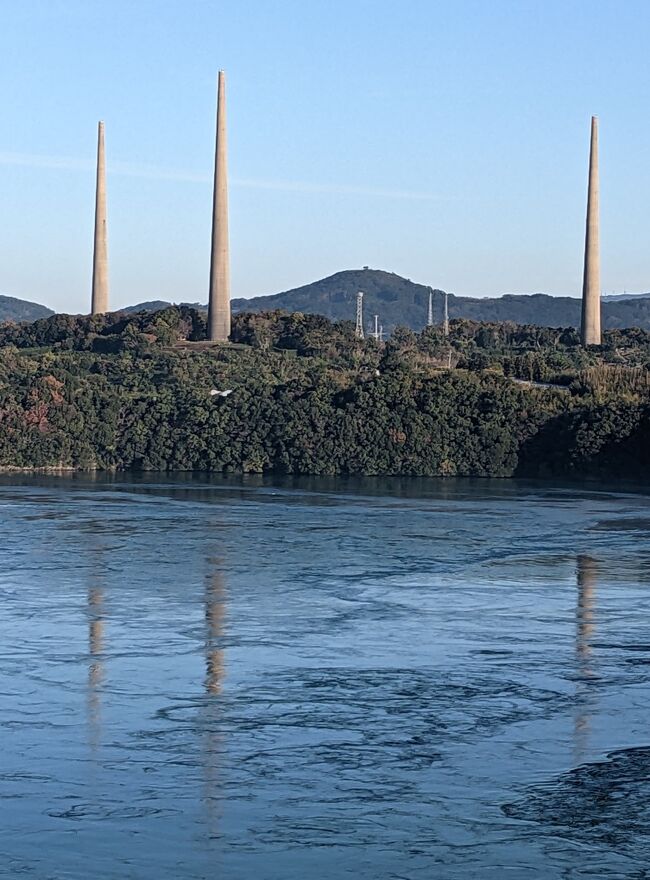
[355,291,365,339]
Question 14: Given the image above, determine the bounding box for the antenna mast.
[427,288,434,327]
[443,291,449,337]
[355,291,365,339]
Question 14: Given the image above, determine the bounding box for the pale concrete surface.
[208,71,231,341]
[581,116,601,346]
[91,121,109,315]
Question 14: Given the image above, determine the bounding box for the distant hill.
[602,292,650,303]
[0,294,53,323]
[122,300,205,314]
[232,268,650,333]
[6,269,650,332]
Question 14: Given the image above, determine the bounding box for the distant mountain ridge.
[0,294,54,323]
[231,269,650,333]
[121,300,205,314]
[6,268,650,331]
[602,292,650,302]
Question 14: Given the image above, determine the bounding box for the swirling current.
[1,474,650,878]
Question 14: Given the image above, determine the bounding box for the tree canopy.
[0,307,648,478]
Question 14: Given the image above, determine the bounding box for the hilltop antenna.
[443,291,449,337]
[372,314,380,341]
[427,288,434,327]
[355,291,365,339]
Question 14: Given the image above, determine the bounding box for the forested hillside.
[0,306,649,478]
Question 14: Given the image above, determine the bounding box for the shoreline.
[0,465,648,490]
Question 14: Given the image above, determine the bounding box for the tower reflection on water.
[84,547,229,837]
[87,567,105,752]
[205,567,226,696]
[574,554,598,762]
[203,561,227,837]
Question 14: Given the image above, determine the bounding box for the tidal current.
[1,475,650,878]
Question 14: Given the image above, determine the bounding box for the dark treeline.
[0,307,649,478]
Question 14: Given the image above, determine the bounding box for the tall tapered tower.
[91,121,109,315]
[427,288,434,327]
[580,116,601,346]
[208,71,231,342]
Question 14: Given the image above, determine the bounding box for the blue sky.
[2,0,650,312]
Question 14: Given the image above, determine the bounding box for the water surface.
[1,475,650,878]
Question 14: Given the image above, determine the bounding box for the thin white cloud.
[0,151,94,172]
[0,150,439,201]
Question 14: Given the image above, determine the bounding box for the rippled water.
[1,474,650,878]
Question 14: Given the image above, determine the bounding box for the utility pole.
[355,291,365,339]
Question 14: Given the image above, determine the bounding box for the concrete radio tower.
[355,291,365,339]
[580,116,601,346]
[427,288,434,327]
[443,291,449,337]
[91,121,109,315]
[208,71,231,342]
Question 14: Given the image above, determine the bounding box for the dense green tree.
[0,306,648,478]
